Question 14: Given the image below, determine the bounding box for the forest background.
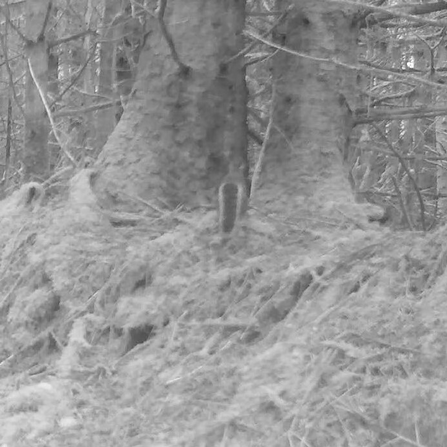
[1,0,447,446]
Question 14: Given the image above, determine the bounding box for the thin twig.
[225,9,288,64]
[50,30,96,48]
[0,25,25,118]
[250,82,276,199]
[38,0,53,40]
[27,59,77,168]
[245,29,447,92]
[356,103,447,124]
[335,401,431,447]
[247,11,283,17]
[392,177,413,230]
[373,123,425,230]
[156,0,189,75]
[0,4,27,41]
[244,50,278,67]
[330,0,447,28]
[50,43,98,107]
[53,98,122,118]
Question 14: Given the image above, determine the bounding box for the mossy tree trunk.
[259,0,368,225]
[95,0,247,210]
[23,0,51,182]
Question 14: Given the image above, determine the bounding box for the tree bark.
[47,7,59,170]
[260,0,370,225]
[96,0,123,150]
[437,117,447,219]
[23,0,52,181]
[95,0,247,210]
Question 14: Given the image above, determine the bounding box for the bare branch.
[0,31,25,117]
[49,30,96,49]
[225,8,287,65]
[27,59,77,168]
[373,124,426,231]
[250,83,275,199]
[38,0,53,41]
[53,99,122,118]
[156,0,189,76]
[392,177,414,230]
[330,0,447,28]
[246,29,447,92]
[0,4,27,42]
[50,43,98,107]
[356,106,447,124]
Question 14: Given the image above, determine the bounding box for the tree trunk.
[260,0,368,225]
[23,0,51,182]
[96,0,121,150]
[79,0,95,164]
[437,116,447,219]
[95,0,247,210]
[47,14,59,170]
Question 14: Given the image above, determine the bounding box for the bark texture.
[23,0,51,181]
[260,0,367,224]
[95,0,247,210]
[95,0,119,151]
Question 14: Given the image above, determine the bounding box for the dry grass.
[1,177,447,446]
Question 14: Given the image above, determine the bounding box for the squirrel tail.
[218,181,247,237]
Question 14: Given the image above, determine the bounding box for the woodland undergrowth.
[0,174,447,446]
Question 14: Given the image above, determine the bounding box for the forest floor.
[1,173,447,447]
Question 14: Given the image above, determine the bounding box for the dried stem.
[27,59,77,168]
[250,83,276,198]
[157,0,189,76]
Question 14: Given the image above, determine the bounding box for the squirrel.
[218,163,248,239]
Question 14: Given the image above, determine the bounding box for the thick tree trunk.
[260,0,369,225]
[23,0,51,181]
[95,0,247,210]
[96,0,122,150]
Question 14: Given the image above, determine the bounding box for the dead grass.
[1,179,447,446]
